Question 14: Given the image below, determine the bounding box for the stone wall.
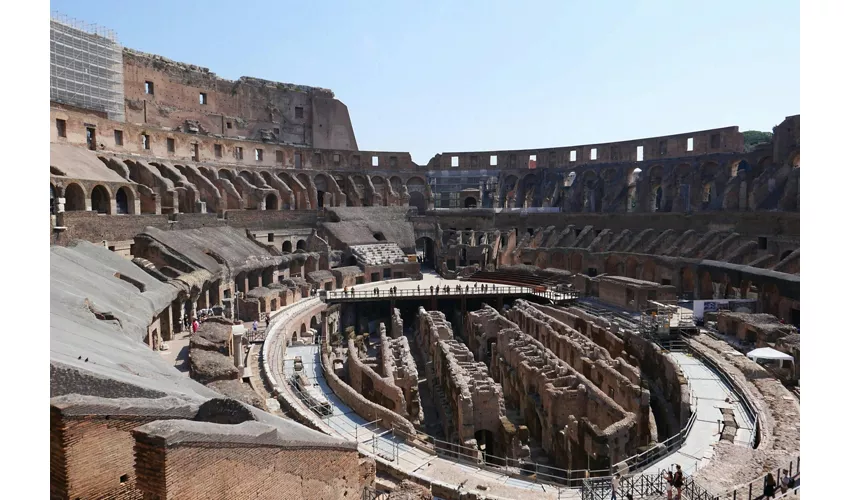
[378,322,422,424]
[466,305,637,471]
[506,300,653,446]
[320,334,416,436]
[346,337,409,419]
[50,395,197,500]
[132,420,368,500]
[415,307,516,460]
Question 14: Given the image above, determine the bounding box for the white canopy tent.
[746,347,795,368]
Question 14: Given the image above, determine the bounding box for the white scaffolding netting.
[50,12,125,122]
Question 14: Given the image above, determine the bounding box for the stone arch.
[625,256,639,278]
[65,183,86,211]
[519,173,538,208]
[219,169,235,182]
[646,165,665,212]
[604,255,622,276]
[699,271,714,299]
[265,193,278,210]
[296,240,307,251]
[314,174,330,208]
[550,250,567,270]
[406,176,427,189]
[464,196,478,208]
[408,191,426,214]
[282,241,292,253]
[569,253,583,273]
[680,267,696,297]
[501,175,519,208]
[580,170,602,212]
[699,162,721,209]
[673,163,693,211]
[91,185,111,214]
[390,176,403,193]
[116,186,134,215]
[641,260,656,282]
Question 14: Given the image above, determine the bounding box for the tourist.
[430,285,434,294]
[779,469,790,494]
[191,318,199,334]
[252,320,258,335]
[672,465,683,500]
[763,472,776,499]
[664,469,673,499]
[611,473,620,499]
[265,316,270,330]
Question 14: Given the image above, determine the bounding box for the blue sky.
[51,0,800,164]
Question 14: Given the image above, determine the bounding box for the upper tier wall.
[122,49,358,151]
[427,127,746,170]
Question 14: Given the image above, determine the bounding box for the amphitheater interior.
[49,14,800,500]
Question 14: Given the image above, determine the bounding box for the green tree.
[742,130,773,152]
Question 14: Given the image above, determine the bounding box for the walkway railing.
[324,284,579,302]
[581,472,719,500]
[389,423,609,487]
[722,456,799,500]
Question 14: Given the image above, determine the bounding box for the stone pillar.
[232,330,245,373]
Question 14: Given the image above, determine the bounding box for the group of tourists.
[608,463,797,499]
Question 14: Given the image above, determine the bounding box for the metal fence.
[581,472,719,500]
[324,284,579,302]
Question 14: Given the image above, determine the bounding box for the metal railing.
[388,423,609,487]
[581,471,719,500]
[324,284,579,302]
[723,457,799,500]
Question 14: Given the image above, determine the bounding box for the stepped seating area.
[350,243,408,266]
[464,266,571,289]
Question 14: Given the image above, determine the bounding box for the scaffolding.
[50,12,125,122]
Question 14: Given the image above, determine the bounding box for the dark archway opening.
[317,190,326,208]
[116,187,130,214]
[373,232,386,241]
[415,237,435,269]
[464,196,477,208]
[65,184,86,212]
[296,240,307,251]
[265,193,279,210]
[408,191,426,214]
[654,186,663,212]
[282,241,292,253]
[91,185,110,214]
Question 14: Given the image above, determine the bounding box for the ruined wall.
[466,305,637,470]
[415,308,515,459]
[122,49,358,151]
[346,337,409,419]
[506,301,652,446]
[430,126,744,170]
[50,396,197,500]
[132,422,367,500]
[321,335,416,435]
[378,322,422,424]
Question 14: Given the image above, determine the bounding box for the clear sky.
[50,0,800,164]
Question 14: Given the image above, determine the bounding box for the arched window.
[91,185,111,214]
[65,183,86,211]
[282,241,292,253]
[116,187,131,214]
[296,240,306,251]
[265,193,278,210]
[464,197,477,208]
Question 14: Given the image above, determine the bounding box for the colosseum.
[49,12,800,500]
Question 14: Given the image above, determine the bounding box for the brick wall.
[134,438,364,500]
[51,411,149,500]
